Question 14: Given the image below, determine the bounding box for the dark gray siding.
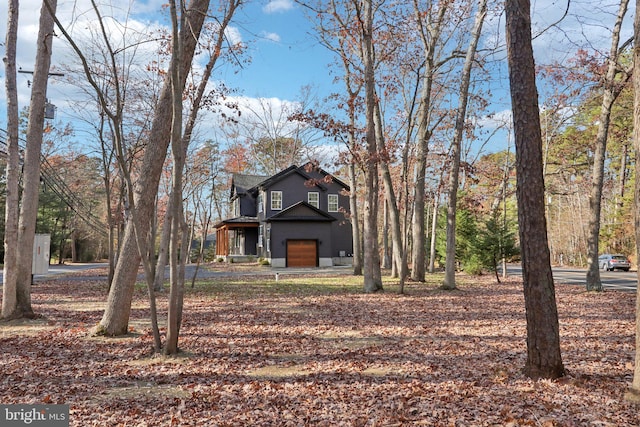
[240,194,257,216]
[317,173,353,257]
[331,217,353,257]
[262,169,353,258]
[244,228,258,255]
[265,173,308,216]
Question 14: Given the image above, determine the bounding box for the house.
[214,163,353,267]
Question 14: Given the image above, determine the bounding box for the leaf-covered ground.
[1,266,639,426]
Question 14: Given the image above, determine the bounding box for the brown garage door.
[287,240,317,267]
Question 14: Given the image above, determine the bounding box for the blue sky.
[0,0,337,132]
[0,0,636,157]
[229,0,335,100]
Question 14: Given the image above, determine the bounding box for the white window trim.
[328,194,339,212]
[308,191,320,208]
[271,191,283,210]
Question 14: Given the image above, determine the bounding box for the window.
[232,198,240,216]
[258,192,263,213]
[271,191,282,210]
[266,227,271,253]
[258,225,264,248]
[308,192,319,208]
[234,229,243,253]
[328,194,339,212]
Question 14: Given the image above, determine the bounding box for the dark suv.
[598,254,631,272]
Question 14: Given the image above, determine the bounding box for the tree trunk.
[412,138,427,281]
[348,159,363,275]
[626,0,640,403]
[154,196,174,292]
[2,0,21,320]
[442,0,487,291]
[70,230,78,263]
[410,2,448,283]
[382,200,391,270]
[167,0,241,349]
[617,141,628,216]
[97,112,116,289]
[377,101,406,287]
[505,0,564,380]
[95,0,210,336]
[428,192,439,273]
[362,0,382,293]
[190,210,207,289]
[585,0,629,292]
[165,0,186,355]
[13,0,58,319]
[166,207,187,354]
[381,163,406,284]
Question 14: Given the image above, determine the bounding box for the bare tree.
[304,0,366,276]
[184,142,224,288]
[442,0,487,290]
[163,0,242,354]
[59,4,162,290]
[584,0,632,292]
[2,0,58,319]
[227,91,322,176]
[505,0,564,379]
[627,0,640,402]
[360,0,383,292]
[1,0,21,319]
[376,101,408,289]
[95,0,212,337]
[164,0,187,355]
[410,0,449,282]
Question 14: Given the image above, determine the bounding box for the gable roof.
[267,201,336,222]
[302,163,350,191]
[231,163,350,200]
[255,165,304,190]
[255,163,350,192]
[231,173,267,198]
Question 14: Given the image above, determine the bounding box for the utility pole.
[18,67,64,119]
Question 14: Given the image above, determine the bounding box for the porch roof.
[213,216,260,229]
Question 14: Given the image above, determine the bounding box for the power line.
[0,128,108,238]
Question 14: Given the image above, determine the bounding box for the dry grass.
[1,266,639,426]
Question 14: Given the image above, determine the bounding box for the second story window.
[232,198,240,216]
[258,192,263,213]
[328,194,339,212]
[308,192,319,208]
[271,191,282,210]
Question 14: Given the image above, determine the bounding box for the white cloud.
[225,26,243,45]
[261,31,281,43]
[262,0,294,14]
[0,1,169,126]
[231,95,299,119]
[476,109,512,131]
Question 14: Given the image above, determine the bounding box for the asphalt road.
[6,262,353,283]
[507,264,638,293]
[3,263,635,293]
[0,262,108,284]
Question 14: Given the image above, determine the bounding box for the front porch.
[214,216,260,258]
